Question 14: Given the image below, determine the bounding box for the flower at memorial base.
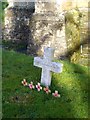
[29,82,35,90]
[43,87,51,94]
[36,83,42,91]
[52,91,60,98]
[22,79,28,86]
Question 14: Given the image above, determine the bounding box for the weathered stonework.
[3,0,90,65]
[4,1,35,52]
[27,1,67,58]
[70,7,90,66]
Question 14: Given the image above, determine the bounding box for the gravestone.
[34,47,63,86]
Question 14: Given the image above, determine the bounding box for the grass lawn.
[2,50,89,118]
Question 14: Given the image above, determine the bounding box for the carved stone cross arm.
[34,57,63,73]
[34,57,43,68]
[34,47,63,86]
[50,62,63,73]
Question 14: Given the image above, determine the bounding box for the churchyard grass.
[2,50,89,118]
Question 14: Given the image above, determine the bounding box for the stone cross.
[34,47,63,86]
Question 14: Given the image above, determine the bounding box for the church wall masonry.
[27,1,67,58]
[4,0,67,58]
[3,0,90,63]
[4,1,35,52]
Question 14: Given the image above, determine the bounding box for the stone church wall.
[3,2,35,52]
[3,0,90,65]
[27,1,67,58]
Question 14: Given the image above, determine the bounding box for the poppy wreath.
[21,79,60,98]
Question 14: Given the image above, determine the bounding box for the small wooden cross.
[34,47,63,86]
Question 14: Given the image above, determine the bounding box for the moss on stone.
[65,8,89,66]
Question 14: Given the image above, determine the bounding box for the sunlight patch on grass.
[2,50,88,118]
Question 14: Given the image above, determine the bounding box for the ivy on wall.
[65,8,83,54]
[65,7,89,66]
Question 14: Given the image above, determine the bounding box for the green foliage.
[2,2,8,10]
[0,1,8,23]
[65,8,82,53]
[65,8,82,28]
[65,8,89,66]
[71,50,81,63]
[2,50,89,118]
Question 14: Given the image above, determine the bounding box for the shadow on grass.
[52,61,89,118]
[2,50,89,118]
